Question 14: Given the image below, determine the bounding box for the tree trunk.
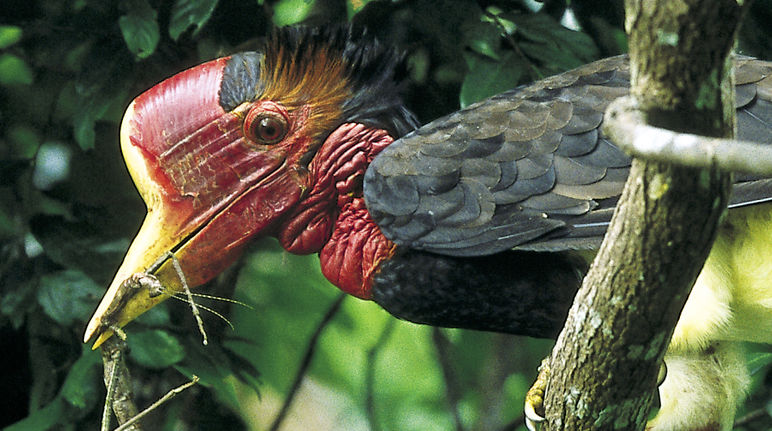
[542,1,743,429]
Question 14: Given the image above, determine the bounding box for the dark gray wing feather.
[364,55,772,256]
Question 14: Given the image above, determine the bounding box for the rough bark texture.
[542,1,742,430]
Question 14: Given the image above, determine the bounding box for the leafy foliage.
[169,0,220,41]
[2,0,772,430]
[119,0,161,59]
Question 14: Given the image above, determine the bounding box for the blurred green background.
[2,1,772,430]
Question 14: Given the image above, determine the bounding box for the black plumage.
[372,250,586,338]
[366,55,772,336]
[364,55,772,259]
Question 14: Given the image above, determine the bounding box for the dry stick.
[268,293,347,431]
[113,376,200,431]
[167,252,208,345]
[364,319,396,431]
[101,348,120,431]
[100,338,141,431]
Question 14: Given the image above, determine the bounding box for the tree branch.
[268,293,346,431]
[542,0,743,429]
[432,328,466,431]
[364,319,395,431]
[604,96,772,176]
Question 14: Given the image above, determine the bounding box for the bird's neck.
[276,123,397,298]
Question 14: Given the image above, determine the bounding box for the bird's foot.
[524,358,550,431]
[523,359,665,431]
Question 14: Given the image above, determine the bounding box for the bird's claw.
[525,400,545,431]
[524,358,550,431]
[657,361,667,387]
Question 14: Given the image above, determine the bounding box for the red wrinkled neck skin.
[276,123,396,298]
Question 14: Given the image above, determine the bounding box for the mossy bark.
[542,1,743,430]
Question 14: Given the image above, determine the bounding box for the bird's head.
[84,27,416,347]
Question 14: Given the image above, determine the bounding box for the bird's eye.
[244,109,288,145]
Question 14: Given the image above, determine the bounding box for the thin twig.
[484,9,543,81]
[269,294,347,431]
[101,349,120,431]
[432,328,466,431]
[604,96,772,176]
[734,407,769,427]
[168,252,208,345]
[113,376,200,431]
[146,252,170,273]
[100,338,140,431]
[365,319,396,431]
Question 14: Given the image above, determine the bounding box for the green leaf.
[0,53,33,86]
[119,0,160,60]
[221,343,262,394]
[73,110,96,151]
[272,0,316,26]
[32,217,129,282]
[175,340,246,408]
[169,0,219,41]
[135,302,172,326]
[37,270,103,326]
[507,12,599,73]
[1,279,35,329]
[71,93,113,150]
[27,190,73,219]
[747,351,772,373]
[464,20,503,61]
[587,16,628,55]
[7,124,41,159]
[127,329,186,368]
[460,52,524,107]
[346,0,377,18]
[407,48,430,83]
[60,346,102,409]
[63,40,93,73]
[0,25,23,49]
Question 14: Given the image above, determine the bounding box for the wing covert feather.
[364,55,772,256]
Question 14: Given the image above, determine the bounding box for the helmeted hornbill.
[84,27,772,430]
